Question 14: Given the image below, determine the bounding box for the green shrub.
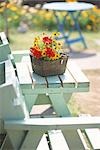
[0,2,100,32]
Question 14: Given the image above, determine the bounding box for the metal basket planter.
[30,54,69,77]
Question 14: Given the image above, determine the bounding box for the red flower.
[30,47,42,59]
[43,36,52,45]
[45,47,55,58]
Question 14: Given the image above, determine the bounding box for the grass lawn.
[9,29,100,52]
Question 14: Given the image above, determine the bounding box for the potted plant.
[30,32,68,76]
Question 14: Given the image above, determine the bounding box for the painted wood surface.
[15,53,90,117]
[5,117,100,150]
[85,128,100,149]
[5,117,100,130]
[0,32,11,62]
[48,130,69,150]
[15,55,89,91]
[0,50,94,150]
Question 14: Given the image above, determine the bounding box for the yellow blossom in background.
[20,9,27,15]
[0,2,6,7]
[0,1,99,32]
[81,11,88,18]
[89,15,96,22]
[86,25,92,30]
[13,15,19,20]
[8,17,12,22]
[0,7,4,13]
[66,15,70,20]
[28,7,37,13]
[45,12,53,20]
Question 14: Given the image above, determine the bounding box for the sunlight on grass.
[68,96,80,116]
[10,30,51,51]
[9,30,100,52]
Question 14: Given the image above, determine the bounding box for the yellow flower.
[13,15,19,20]
[86,25,91,30]
[42,50,46,57]
[89,15,95,22]
[52,32,60,37]
[30,32,63,61]
[81,11,88,18]
[0,7,4,13]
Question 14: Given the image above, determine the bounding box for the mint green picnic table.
[13,50,90,117]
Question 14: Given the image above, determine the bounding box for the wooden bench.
[4,117,100,150]
[0,57,99,150]
[0,58,99,150]
[0,33,100,149]
[79,114,100,150]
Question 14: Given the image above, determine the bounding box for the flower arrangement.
[30,32,64,61]
[29,32,68,76]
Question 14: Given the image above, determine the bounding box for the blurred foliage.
[0,1,100,32]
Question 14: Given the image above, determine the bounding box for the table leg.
[49,93,71,117]
[20,130,43,150]
[54,11,87,50]
[63,129,85,150]
[69,11,87,49]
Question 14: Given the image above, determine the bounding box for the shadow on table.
[68,51,96,59]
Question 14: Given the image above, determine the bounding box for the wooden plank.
[21,56,47,88]
[67,60,89,88]
[0,62,5,85]
[37,134,49,150]
[59,68,75,88]
[20,130,44,150]
[77,129,90,150]
[48,130,69,150]
[16,62,32,89]
[0,84,26,120]
[85,128,100,150]
[0,45,11,62]
[0,134,13,150]
[5,59,16,84]
[0,32,11,62]
[21,55,33,73]
[63,129,85,150]
[0,32,8,45]
[6,130,25,150]
[32,73,47,88]
[5,117,100,130]
[46,76,61,88]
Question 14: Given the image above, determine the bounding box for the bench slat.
[5,117,100,130]
[85,128,100,150]
[16,62,32,88]
[37,134,49,150]
[67,60,89,88]
[5,59,16,84]
[59,69,75,88]
[48,130,69,150]
[46,76,61,88]
[0,32,8,45]
[32,73,47,88]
